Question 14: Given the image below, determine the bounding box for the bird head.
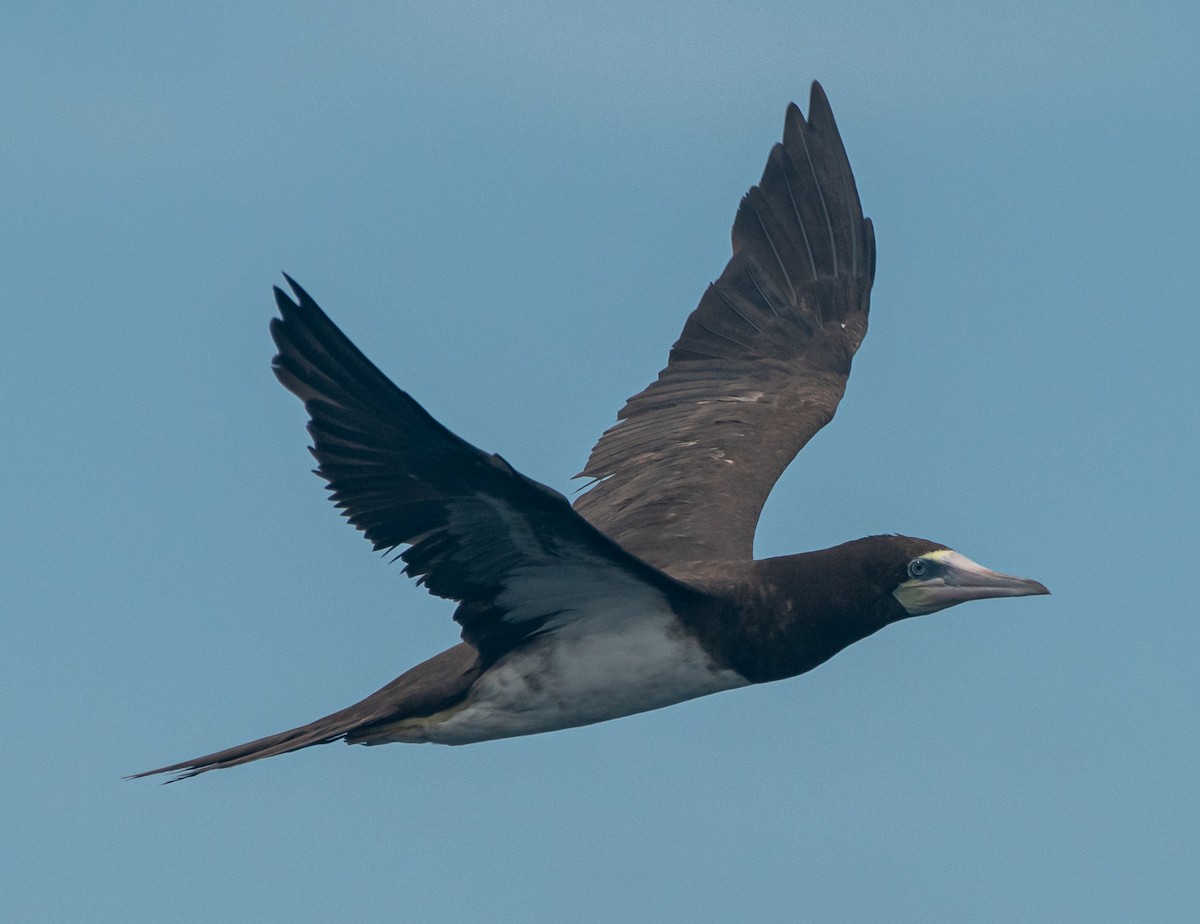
[876,537,1050,617]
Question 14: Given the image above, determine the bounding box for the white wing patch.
[443,491,685,638]
[495,562,671,637]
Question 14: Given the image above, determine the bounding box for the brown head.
[875,536,1051,617]
[724,535,1050,683]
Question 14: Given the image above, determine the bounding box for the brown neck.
[674,548,908,684]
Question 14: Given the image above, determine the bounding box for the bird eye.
[907,558,928,579]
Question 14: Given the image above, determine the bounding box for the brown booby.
[133,82,1048,781]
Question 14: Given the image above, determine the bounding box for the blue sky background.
[4,2,1198,921]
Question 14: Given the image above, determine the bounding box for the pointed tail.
[128,642,481,782]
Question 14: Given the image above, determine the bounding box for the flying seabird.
[133,82,1048,781]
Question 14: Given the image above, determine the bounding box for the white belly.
[381,612,748,745]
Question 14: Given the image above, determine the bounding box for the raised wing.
[574,82,875,568]
[270,277,706,665]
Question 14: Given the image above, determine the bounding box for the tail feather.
[127,705,370,782]
[129,642,482,782]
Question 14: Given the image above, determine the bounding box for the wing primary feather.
[713,286,765,334]
[804,82,863,278]
[779,159,819,282]
[693,318,755,352]
[792,112,838,277]
[744,265,784,320]
[749,201,799,304]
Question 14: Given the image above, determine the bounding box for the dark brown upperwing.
[573,82,875,568]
